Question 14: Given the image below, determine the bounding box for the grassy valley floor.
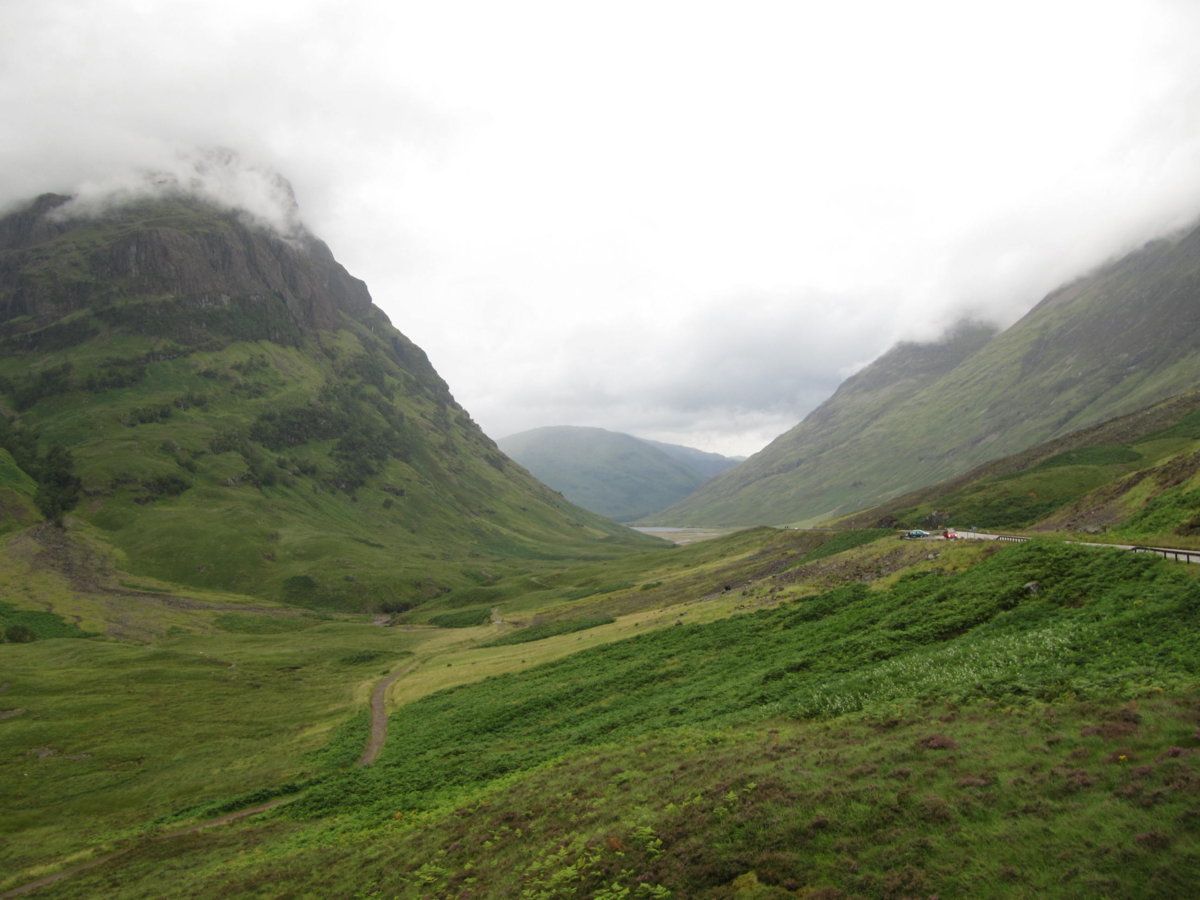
[3,527,1200,896]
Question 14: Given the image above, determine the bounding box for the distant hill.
[498,426,740,522]
[0,190,652,610]
[639,438,745,479]
[663,221,1200,525]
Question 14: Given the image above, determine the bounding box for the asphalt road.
[952,531,1200,564]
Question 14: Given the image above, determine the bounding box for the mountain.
[639,438,744,479]
[0,190,651,609]
[663,223,1200,525]
[498,425,739,522]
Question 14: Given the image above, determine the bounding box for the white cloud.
[3,0,1200,455]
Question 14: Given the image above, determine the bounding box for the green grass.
[0,620,420,877]
[288,542,1198,823]
[261,697,1198,898]
[21,539,1200,898]
[1032,444,1143,469]
[482,614,615,647]
[428,607,493,628]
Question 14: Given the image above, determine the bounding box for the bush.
[3,623,36,643]
[379,599,413,614]
[11,363,74,411]
[32,445,82,525]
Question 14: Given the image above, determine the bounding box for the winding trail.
[4,660,415,897]
[358,661,419,766]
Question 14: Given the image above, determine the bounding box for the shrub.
[3,623,36,643]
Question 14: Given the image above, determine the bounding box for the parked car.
[902,529,930,539]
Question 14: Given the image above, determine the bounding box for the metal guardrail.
[905,530,1198,563]
[1131,546,1200,564]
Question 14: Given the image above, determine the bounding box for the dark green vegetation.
[0,194,652,611]
[0,599,86,642]
[666,224,1200,526]
[427,607,493,628]
[838,390,1200,546]
[18,538,1200,897]
[499,425,739,522]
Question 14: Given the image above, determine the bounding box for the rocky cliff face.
[0,189,649,607]
[0,192,375,324]
[0,192,450,399]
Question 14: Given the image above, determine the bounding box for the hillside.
[834,389,1200,545]
[663,224,1200,525]
[7,525,1200,896]
[498,425,738,521]
[0,191,652,609]
[640,437,743,479]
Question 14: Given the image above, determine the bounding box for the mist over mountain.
[662,227,1200,525]
[0,187,649,608]
[498,426,740,522]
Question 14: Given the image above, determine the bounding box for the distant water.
[633,526,735,545]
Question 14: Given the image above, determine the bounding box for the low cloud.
[6,1,1200,457]
[49,148,307,239]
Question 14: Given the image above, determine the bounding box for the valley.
[3,187,1200,897]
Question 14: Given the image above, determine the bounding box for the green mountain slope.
[0,192,652,609]
[664,225,1200,526]
[640,437,743,479]
[499,425,738,521]
[836,389,1200,545]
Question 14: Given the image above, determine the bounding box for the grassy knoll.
[22,539,1200,897]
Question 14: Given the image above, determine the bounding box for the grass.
[428,608,493,628]
[481,614,615,647]
[0,619,420,877]
[15,538,1200,897]
[256,697,1199,898]
[291,542,1199,822]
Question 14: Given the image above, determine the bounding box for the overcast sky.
[4,1,1200,455]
